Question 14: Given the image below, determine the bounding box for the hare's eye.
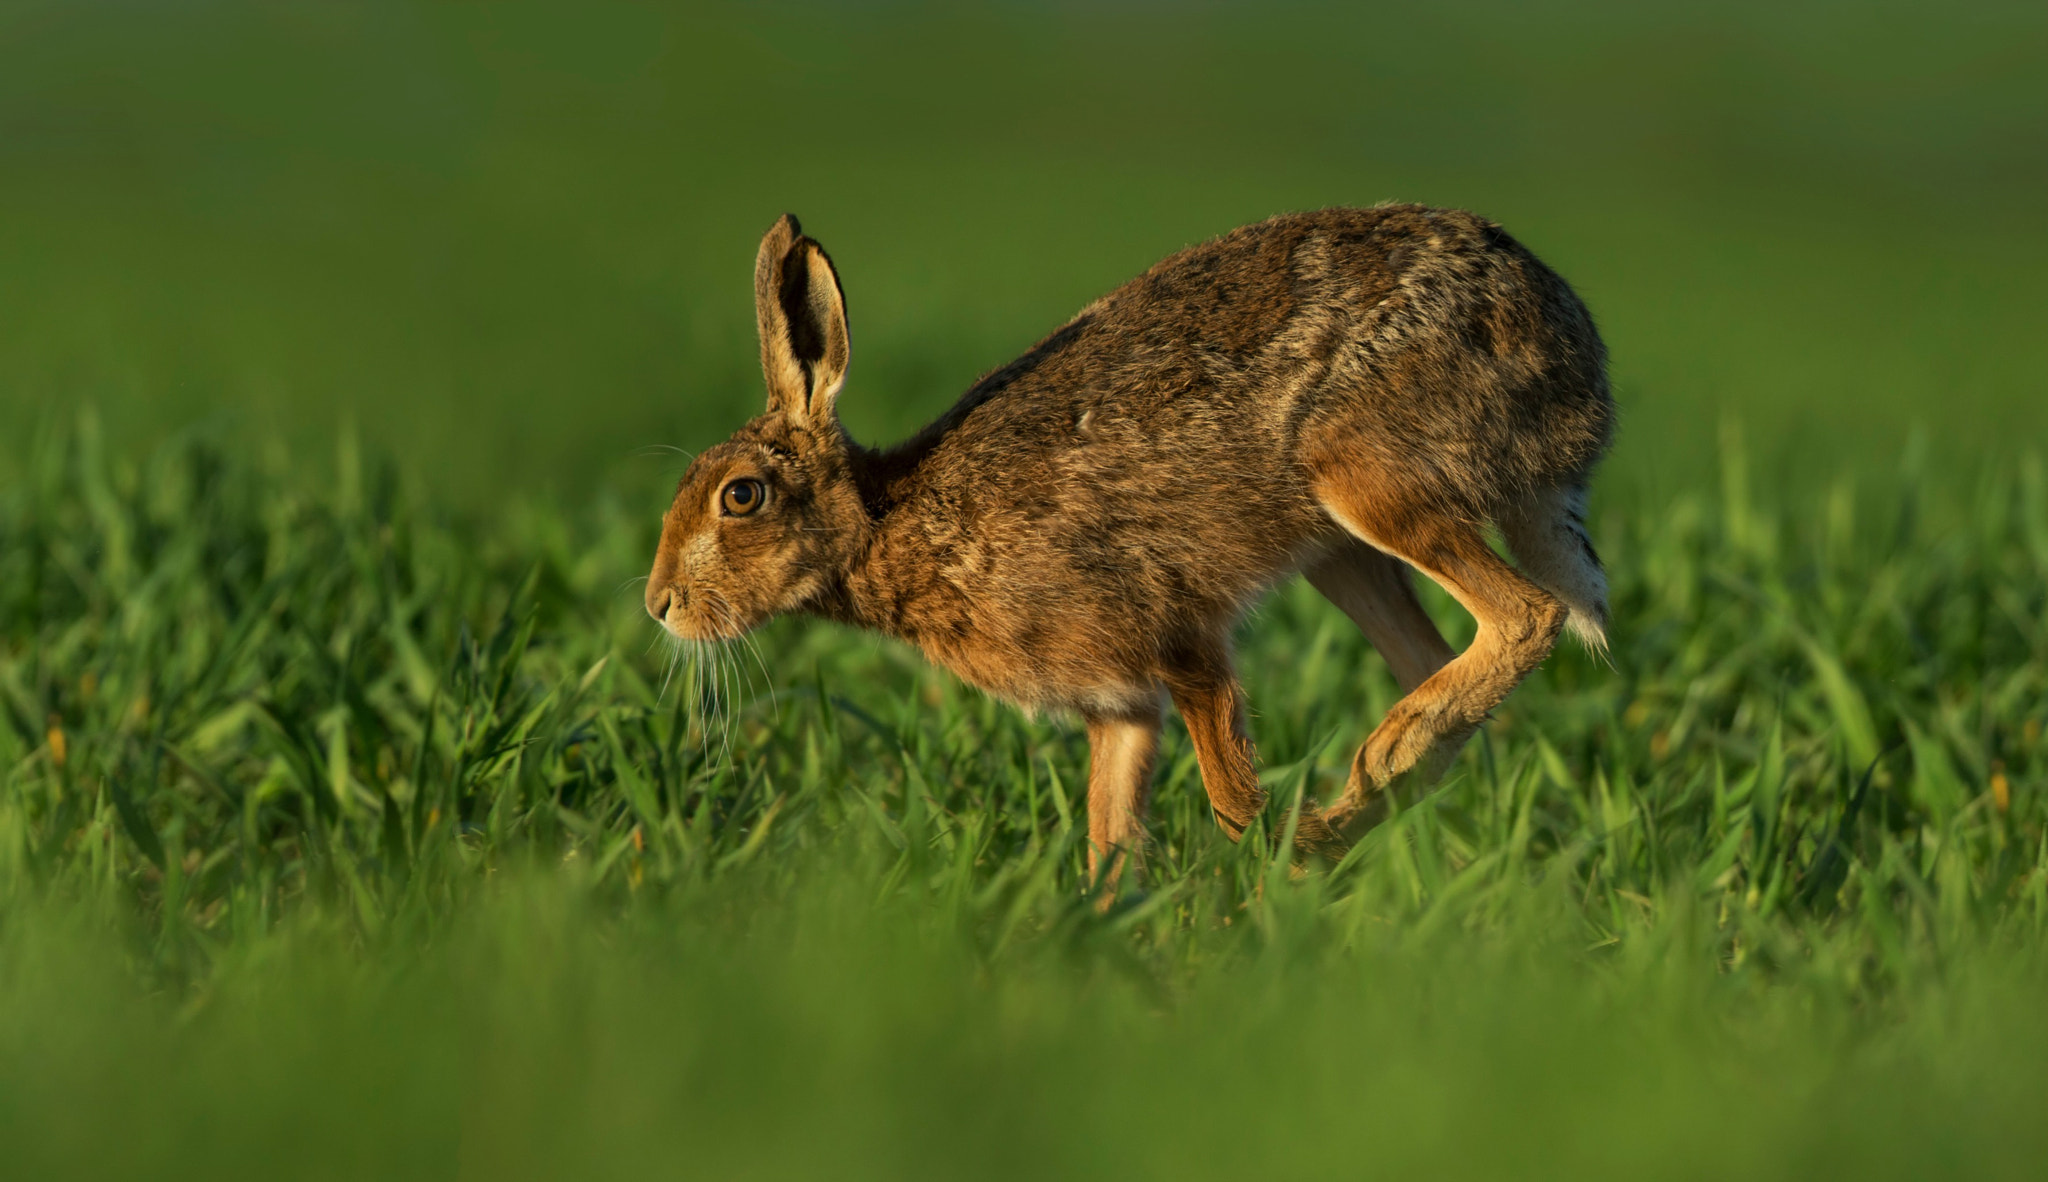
[720,478,765,517]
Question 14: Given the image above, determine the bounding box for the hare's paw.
[1359,695,1467,788]
[1284,804,1352,862]
[1325,699,1472,841]
[1323,790,1390,841]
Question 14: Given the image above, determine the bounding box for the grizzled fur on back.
[649,205,1614,870]
[880,205,1609,523]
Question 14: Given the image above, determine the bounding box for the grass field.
[3,2,2046,1178]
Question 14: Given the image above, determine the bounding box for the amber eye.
[720,478,766,516]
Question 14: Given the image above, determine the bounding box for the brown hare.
[646,206,1612,883]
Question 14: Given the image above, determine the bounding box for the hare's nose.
[646,584,681,623]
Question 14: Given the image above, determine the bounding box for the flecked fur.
[647,206,1614,880]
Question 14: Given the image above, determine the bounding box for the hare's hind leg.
[1304,540,1455,694]
[1084,700,1163,891]
[1310,478,1567,836]
[1161,647,1347,859]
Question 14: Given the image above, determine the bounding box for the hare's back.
[921,211,1351,482]
[924,205,1604,509]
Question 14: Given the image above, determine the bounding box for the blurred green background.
[4,3,2046,1178]
[6,0,2043,503]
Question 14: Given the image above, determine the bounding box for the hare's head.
[646,215,869,641]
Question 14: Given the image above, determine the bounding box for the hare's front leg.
[1083,702,1162,890]
[1162,650,1347,859]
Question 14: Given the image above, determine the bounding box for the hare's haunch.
[647,207,1612,880]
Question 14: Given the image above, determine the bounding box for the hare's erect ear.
[754,213,850,428]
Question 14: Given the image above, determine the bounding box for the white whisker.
[714,640,737,766]
[656,632,683,703]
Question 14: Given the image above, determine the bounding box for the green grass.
[4,415,2044,1178]
[3,1,2047,1177]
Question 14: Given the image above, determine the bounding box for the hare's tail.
[1499,482,1609,654]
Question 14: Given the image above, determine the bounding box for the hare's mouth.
[655,609,737,644]
[678,619,750,643]
[659,616,718,643]
[649,587,752,642]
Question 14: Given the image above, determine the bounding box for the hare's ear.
[754,213,850,428]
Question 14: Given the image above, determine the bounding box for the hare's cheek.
[679,531,723,578]
[777,567,827,612]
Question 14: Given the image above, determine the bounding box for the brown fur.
[647,206,1614,883]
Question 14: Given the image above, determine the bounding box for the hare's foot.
[1324,763,1439,841]
[1324,721,1445,840]
[1324,664,1512,839]
[1323,790,1390,841]
[1278,798,1351,862]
